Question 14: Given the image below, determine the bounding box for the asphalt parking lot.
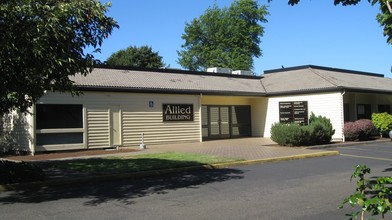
[337,141,392,163]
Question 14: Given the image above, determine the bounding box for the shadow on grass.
[0,158,244,206]
[36,157,237,178]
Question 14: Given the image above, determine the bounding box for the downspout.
[31,104,36,156]
[341,89,346,142]
[199,93,203,142]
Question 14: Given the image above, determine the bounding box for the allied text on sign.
[163,104,194,122]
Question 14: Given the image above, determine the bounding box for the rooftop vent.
[207,67,232,74]
[232,70,253,76]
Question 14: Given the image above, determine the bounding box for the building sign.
[279,101,308,125]
[163,104,194,122]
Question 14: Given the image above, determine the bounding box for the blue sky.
[95,0,392,77]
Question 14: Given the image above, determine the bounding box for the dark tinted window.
[36,104,83,129]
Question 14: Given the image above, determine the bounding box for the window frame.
[35,104,84,147]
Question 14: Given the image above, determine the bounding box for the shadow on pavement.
[0,168,244,206]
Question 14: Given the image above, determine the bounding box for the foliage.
[308,112,335,144]
[344,122,361,141]
[271,113,335,146]
[339,165,392,220]
[106,45,165,68]
[177,0,269,71]
[272,0,392,46]
[344,119,376,141]
[0,0,119,115]
[270,123,311,146]
[372,112,392,137]
[0,160,44,184]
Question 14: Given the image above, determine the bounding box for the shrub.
[271,113,335,146]
[372,112,392,137]
[308,113,335,144]
[344,119,376,141]
[343,122,359,141]
[270,123,311,146]
[0,160,45,184]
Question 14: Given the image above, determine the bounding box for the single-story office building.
[5,65,392,153]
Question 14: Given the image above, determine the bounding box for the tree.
[106,45,165,68]
[274,0,392,45]
[0,0,119,115]
[177,0,269,71]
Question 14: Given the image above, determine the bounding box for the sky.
[94,0,392,77]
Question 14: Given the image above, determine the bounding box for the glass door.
[209,106,230,139]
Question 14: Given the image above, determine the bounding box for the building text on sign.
[163,104,194,122]
[279,101,308,125]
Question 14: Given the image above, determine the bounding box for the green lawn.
[40,152,244,175]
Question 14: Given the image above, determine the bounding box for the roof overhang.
[76,86,266,97]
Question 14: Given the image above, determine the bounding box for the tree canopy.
[177,0,269,71]
[275,0,392,45]
[0,0,118,114]
[106,45,165,68]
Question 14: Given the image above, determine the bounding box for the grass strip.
[40,152,244,175]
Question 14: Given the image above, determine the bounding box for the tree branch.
[387,0,392,14]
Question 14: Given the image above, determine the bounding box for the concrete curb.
[0,150,339,192]
[305,138,391,149]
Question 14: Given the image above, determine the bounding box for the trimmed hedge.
[270,113,335,146]
[344,119,376,141]
[270,123,311,146]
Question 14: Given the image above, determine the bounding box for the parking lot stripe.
[340,153,392,162]
[341,147,392,154]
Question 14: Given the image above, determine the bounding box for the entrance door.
[110,106,121,146]
[202,105,251,140]
[209,106,230,139]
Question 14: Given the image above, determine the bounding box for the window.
[378,104,390,114]
[36,104,83,146]
[344,103,350,122]
[36,104,83,129]
[357,104,371,120]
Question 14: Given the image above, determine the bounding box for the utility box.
[232,70,254,76]
[207,67,232,74]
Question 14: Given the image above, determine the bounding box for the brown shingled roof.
[262,65,392,95]
[70,68,266,96]
[70,65,392,97]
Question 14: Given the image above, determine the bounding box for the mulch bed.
[1,148,140,161]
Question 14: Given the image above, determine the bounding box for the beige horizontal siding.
[2,111,32,152]
[37,91,202,149]
[264,92,344,141]
[122,109,200,146]
[86,107,110,148]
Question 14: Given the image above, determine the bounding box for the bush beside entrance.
[270,113,335,146]
[343,119,377,141]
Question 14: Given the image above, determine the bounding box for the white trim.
[36,128,84,134]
